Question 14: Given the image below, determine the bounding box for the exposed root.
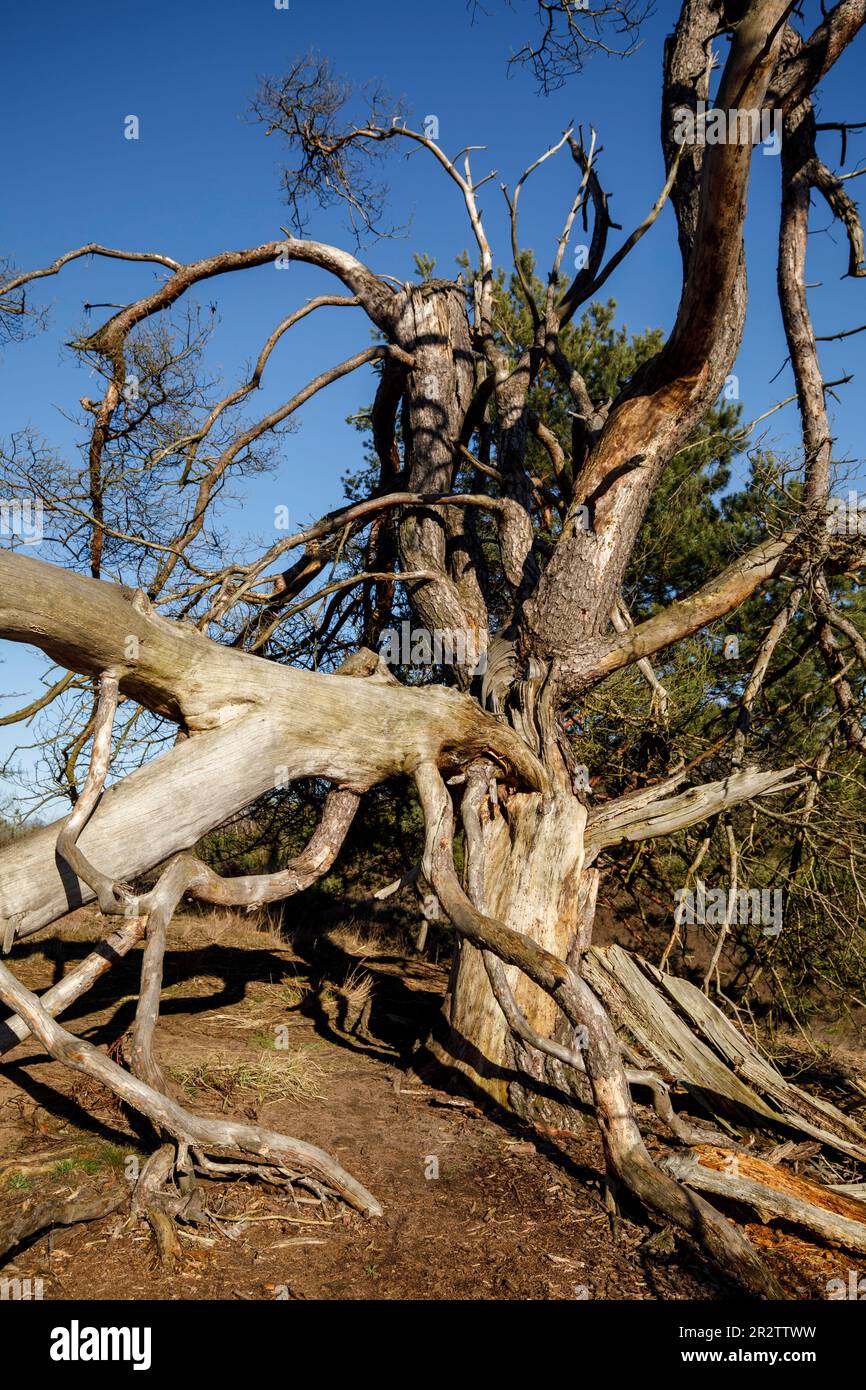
[0,959,382,1219]
[0,916,147,1057]
[129,889,175,1097]
[145,1207,182,1270]
[0,675,779,1294]
[416,758,784,1299]
[625,1068,736,1148]
[0,1187,126,1263]
[0,675,381,1229]
[132,1145,206,1224]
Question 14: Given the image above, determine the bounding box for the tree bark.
[435,787,590,1126]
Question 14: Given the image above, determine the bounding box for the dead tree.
[2,0,866,1298]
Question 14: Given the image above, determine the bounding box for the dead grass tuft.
[340,965,373,1011]
[169,1047,326,1109]
[328,920,385,957]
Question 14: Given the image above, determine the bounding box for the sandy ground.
[1,907,864,1301]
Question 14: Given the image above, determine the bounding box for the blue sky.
[1,0,864,814]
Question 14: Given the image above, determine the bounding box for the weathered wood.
[0,553,545,944]
[0,0,863,1305]
[585,767,804,854]
[416,760,783,1300]
[0,918,147,1055]
[654,961,866,1152]
[441,786,586,1115]
[0,1187,126,1261]
[0,957,383,1217]
[0,551,540,784]
[583,944,866,1161]
[829,1183,866,1202]
[665,1145,866,1255]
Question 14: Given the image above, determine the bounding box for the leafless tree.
[2,0,866,1296]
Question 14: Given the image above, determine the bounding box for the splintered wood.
[664,1145,866,1256]
[583,944,866,1161]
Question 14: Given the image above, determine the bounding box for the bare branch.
[585,766,804,855]
[572,533,796,692]
[508,0,652,91]
[0,244,182,299]
[610,595,669,717]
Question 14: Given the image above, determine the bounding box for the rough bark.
[415,760,783,1299]
[3,0,865,1298]
[394,282,489,678]
[436,786,587,1122]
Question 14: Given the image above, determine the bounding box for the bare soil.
[1,908,864,1301]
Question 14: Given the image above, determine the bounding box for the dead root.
[0,1186,126,1264]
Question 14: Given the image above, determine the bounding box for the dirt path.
[0,910,860,1300]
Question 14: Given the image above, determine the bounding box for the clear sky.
[1,0,864,815]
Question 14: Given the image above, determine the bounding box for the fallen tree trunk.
[664,1145,866,1256]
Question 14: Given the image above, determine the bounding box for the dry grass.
[318,965,375,1039]
[328,920,386,957]
[177,905,266,939]
[169,1047,327,1109]
[276,978,310,1009]
[246,977,311,1012]
[253,918,294,953]
[339,965,373,1011]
